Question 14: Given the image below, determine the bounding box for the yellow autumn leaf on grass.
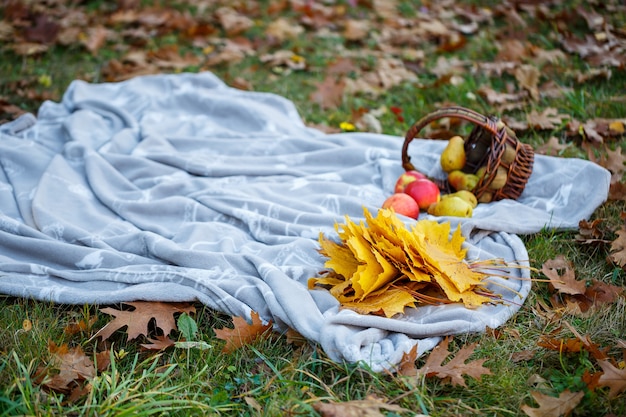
[309,207,503,317]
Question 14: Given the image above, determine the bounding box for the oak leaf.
[94,302,195,341]
[141,335,176,351]
[526,108,569,130]
[541,255,586,295]
[397,344,420,376]
[521,390,584,417]
[597,359,626,398]
[535,136,570,156]
[43,341,96,393]
[213,311,273,353]
[575,218,608,244]
[414,336,492,387]
[610,227,626,268]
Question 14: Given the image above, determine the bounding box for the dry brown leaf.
[575,218,608,244]
[521,389,584,417]
[41,341,95,393]
[344,19,370,41]
[215,7,254,36]
[64,316,98,336]
[397,344,419,376]
[515,65,540,100]
[537,336,585,354]
[610,226,626,268]
[511,349,536,363]
[597,359,626,399]
[534,136,570,156]
[214,311,273,353]
[312,395,412,417]
[141,334,176,351]
[541,255,587,295]
[526,108,569,130]
[94,301,195,341]
[265,18,304,42]
[415,336,492,387]
[309,75,346,110]
[81,25,109,54]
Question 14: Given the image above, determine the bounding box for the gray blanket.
[0,72,610,371]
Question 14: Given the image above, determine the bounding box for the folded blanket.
[0,72,610,371]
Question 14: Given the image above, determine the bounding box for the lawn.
[1,1,625,416]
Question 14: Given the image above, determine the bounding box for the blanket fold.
[0,72,610,371]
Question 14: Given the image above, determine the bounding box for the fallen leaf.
[610,226,626,268]
[526,108,569,130]
[397,344,419,376]
[535,137,570,156]
[309,75,346,110]
[537,336,585,354]
[541,255,587,295]
[575,218,608,244]
[515,65,540,100]
[94,302,195,341]
[41,341,95,393]
[343,19,370,41]
[313,395,412,417]
[64,316,98,336]
[215,7,254,36]
[511,350,535,363]
[81,25,109,54]
[597,359,626,399]
[521,390,584,417]
[23,14,60,44]
[415,336,492,387]
[265,18,304,42]
[213,311,273,353]
[141,335,176,351]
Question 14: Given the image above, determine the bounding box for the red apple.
[404,179,441,210]
[382,193,420,219]
[394,170,427,193]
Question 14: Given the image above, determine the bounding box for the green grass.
[1,1,626,416]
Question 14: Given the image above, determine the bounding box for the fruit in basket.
[447,170,465,190]
[427,196,473,217]
[478,191,493,203]
[448,170,479,192]
[502,143,516,164]
[488,166,508,190]
[382,193,420,219]
[404,179,440,210]
[444,190,478,208]
[394,170,427,193]
[440,136,466,173]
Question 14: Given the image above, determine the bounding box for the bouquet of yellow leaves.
[309,208,506,318]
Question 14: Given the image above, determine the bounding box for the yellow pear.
[458,173,479,191]
[427,196,473,217]
[488,166,508,190]
[443,190,477,208]
[478,191,493,203]
[447,170,465,191]
[502,144,517,164]
[440,136,466,173]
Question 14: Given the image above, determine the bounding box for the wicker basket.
[401,106,534,201]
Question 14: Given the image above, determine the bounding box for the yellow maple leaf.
[318,232,359,279]
[341,287,416,318]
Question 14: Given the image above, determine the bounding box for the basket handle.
[401,106,499,171]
